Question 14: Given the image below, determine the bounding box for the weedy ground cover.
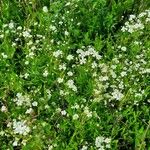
[0,0,150,150]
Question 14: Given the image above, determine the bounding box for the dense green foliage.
[0,0,150,150]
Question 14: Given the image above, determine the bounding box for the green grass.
[0,0,150,150]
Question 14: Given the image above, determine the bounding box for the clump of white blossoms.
[13,93,30,106]
[64,31,69,36]
[112,89,124,101]
[25,108,33,114]
[77,46,101,65]
[61,110,67,116]
[95,136,111,149]
[84,107,92,118]
[22,29,31,38]
[80,145,88,150]
[121,9,150,33]
[59,63,66,70]
[73,114,79,120]
[43,6,48,13]
[1,105,7,112]
[66,54,74,61]
[43,70,49,77]
[67,71,73,76]
[32,101,38,107]
[8,21,14,29]
[13,120,30,135]
[53,50,63,58]
[57,77,64,83]
[1,52,8,59]
[66,80,77,92]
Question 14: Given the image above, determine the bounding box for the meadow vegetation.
[0,0,150,149]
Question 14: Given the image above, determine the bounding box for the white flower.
[43,70,49,77]
[53,50,62,57]
[121,71,127,77]
[67,54,74,61]
[80,145,88,150]
[59,21,63,25]
[71,103,80,109]
[48,145,53,150]
[13,120,30,135]
[91,62,97,68]
[45,105,50,109]
[23,31,31,38]
[25,108,33,114]
[50,25,56,31]
[66,80,77,92]
[46,89,52,98]
[9,22,14,29]
[22,139,27,146]
[73,114,79,120]
[121,46,127,52]
[1,53,8,59]
[104,138,111,143]
[95,136,104,148]
[84,107,92,118]
[56,108,61,113]
[32,101,38,107]
[98,146,105,150]
[24,73,29,79]
[0,34,4,39]
[100,76,109,81]
[59,64,66,70]
[65,2,71,6]
[61,110,67,116]
[25,61,29,65]
[129,14,136,21]
[105,144,111,148]
[1,105,7,112]
[65,31,69,36]
[17,26,22,30]
[43,6,48,13]
[13,141,18,146]
[67,71,73,76]
[60,90,65,96]
[13,93,30,106]
[28,51,34,58]
[57,77,64,83]
[112,89,124,100]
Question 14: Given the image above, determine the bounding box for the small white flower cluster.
[84,106,92,118]
[67,71,73,76]
[53,50,63,58]
[95,136,111,149]
[57,77,64,83]
[80,145,88,150]
[117,45,127,52]
[61,110,67,116]
[59,63,66,70]
[66,79,77,92]
[73,114,79,120]
[121,9,150,33]
[50,25,57,32]
[43,6,48,13]
[1,52,8,59]
[13,93,30,106]
[43,70,49,77]
[22,29,32,38]
[13,120,30,135]
[77,46,101,64]
[112,89,124,101]
[66,54,74,61]
[1,105,7,112]
[121,16,143,33]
